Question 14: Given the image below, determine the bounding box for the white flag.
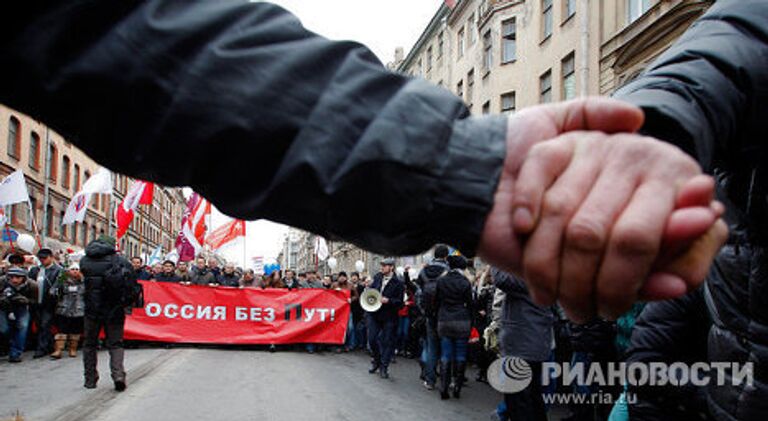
[62,192,91,225]
[314,236,329,261]
[82,168,113,194]
[0,170,30,207]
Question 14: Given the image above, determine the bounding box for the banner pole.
[27,198,43,249]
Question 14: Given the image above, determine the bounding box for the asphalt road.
[0,347,503,421]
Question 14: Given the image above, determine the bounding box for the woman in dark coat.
[435,255,473,400]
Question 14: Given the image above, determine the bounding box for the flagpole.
[242,227,246,270]
[41,126,51,243]
[27,198,43,249]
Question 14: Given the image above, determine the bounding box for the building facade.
[310,0,713,276]
[398,0,712,112]
[1,104,187,259]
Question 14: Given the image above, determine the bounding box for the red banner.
[125,281,350,345]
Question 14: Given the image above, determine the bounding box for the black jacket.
[216,273,240,288]
[625,289,713,421]
[417,261,449,325]
[79,240,134,321]
[28,263,63,309]
[154,272,180,283]
[367,272,404,322]
[615,1,768,419]
[435,269,473,339]
[0,1,505,258]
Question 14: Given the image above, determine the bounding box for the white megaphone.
[360,288,382,312]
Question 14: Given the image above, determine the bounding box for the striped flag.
[115,180,153,240]
[175,193,211,261]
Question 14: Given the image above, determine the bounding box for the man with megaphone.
[364,258,405,379]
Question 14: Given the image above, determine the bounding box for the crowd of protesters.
[0,241,704,420]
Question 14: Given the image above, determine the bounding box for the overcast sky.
[215,0,442,267]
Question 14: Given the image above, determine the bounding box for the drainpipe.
[580,0,590,96]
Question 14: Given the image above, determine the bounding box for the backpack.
[104,255,144,308]
[418,266,448,320]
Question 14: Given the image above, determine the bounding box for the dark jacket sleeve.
[614,0,768,171]
[0,1,506,256]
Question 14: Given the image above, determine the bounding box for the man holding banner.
[366,258,405,379]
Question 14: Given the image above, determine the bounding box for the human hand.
[511,131,726,321]
[478,97,648,280]
[380,296,390,304]
[476,98,725,321]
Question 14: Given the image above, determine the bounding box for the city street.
[0,347,502,421]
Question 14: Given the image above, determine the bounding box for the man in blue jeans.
[418,245,450,390]
[0,267,38,363]
[366,259,404,379]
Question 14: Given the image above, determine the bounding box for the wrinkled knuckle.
[612,226,659,258]
[542,191,575,218]
[566,218,607,252]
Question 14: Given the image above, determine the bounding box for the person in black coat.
[365,258,404,379]
[435,255,473,399]
[79,236,135,392]
[28,248,63,358]
[614,1,768,418]
[153,260,181,283]
[624,288,713,421]
[129,257,151,282]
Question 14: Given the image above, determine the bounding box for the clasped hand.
[478,98,727,323]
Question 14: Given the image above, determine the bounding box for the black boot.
[440,361,452,400]
[452,362,466,399]
[368,360,380,374]
[380,366,389,379]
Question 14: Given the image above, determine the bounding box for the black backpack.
[104,255,144,308]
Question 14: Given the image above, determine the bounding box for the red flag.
[139,183,154,205]
[205,219,245,251]
[115,180,150,240]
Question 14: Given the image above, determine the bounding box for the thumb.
[548,97,645,134]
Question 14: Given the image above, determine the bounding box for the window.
[457,28,465,59]
[562,52,576,100]
[60,210,67,241]
[427,47,433,71]
[502,18,517,64]
[438,32,444,58]
[482,101,491,115]
[417,59,423,76]
[501,92,516,113]
[467,69,475,104]
[628,0,652,23]
[83,169,90,192]
[74,164,81,191]
[564,0,576,20]
[7,117,21,159]
[81,222,88,246]
[483,30,492,71]
[91,225,97,244]
[29,131,40,170]
[46,204,54,237]
[540,70,553,103]
[542,0,553,40]
[468,13,476,45]
[457,80,464,99]
[48,144,58,184]
[61,156,71,188]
